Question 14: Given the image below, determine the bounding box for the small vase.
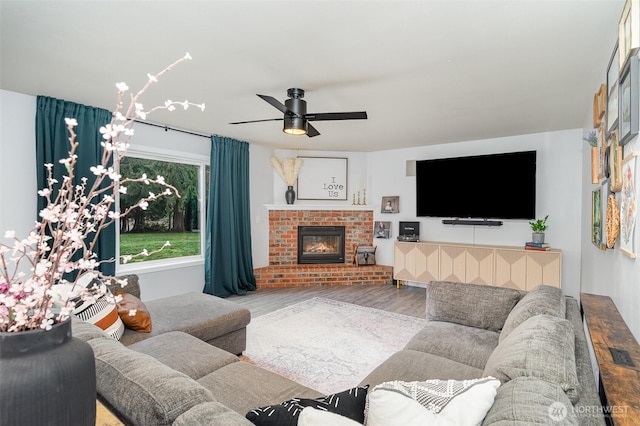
[0,318,96,426]
[285,186,296,205]
[532,232,545,244]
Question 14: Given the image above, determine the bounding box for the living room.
[1,1,639,423]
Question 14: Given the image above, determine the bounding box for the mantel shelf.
[264,204,376,211]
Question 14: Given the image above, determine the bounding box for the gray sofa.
[72,279,604,425]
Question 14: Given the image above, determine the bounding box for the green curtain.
[204,136,257,297]
[35,96,115,275]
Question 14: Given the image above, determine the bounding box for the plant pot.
[285,186,296,205]
[0,318,96,426]
[532,232,545,244]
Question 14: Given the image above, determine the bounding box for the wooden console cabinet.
[394,241,561,290]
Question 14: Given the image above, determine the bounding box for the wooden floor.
[228,283,426,318]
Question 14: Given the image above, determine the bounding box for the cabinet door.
[465,247,494,285]
[439,245,466,283]
[414,243,439,283]
[526,251,561,289]
[394,242,417,281]
[494,249,527,290]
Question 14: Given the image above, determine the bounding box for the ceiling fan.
[229,88,367,137]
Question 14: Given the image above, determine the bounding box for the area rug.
[243,297,426,395]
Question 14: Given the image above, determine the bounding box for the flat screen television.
[416,151,536,220]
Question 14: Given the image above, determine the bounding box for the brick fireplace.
[254,207,393,288]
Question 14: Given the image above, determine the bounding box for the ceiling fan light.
[283,116,307,135]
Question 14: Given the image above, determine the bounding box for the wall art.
[620,152,638,258]
[296,157,348,200]
[592,185,605,250]
[607,43,620,137]
[606,194,621,249]
[610,130,623,192]
[599,127,609,180]
[374,221,391,239]
[593,83,607,128]
[619,54,639,145]
[381,196,399,214]
[619,0,640,71]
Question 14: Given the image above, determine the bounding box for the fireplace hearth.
[298,226,346,264]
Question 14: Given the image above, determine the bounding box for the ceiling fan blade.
[306,123,320,137]
[257,94,290,114]
[229,118,283,125]
[305,111,367,121]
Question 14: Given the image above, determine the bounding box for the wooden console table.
[394,241,561,290]
[581,293,640,425]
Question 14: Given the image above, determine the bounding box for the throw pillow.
[115,291,152,333]
[365,377,500,426]
[484,314,579,403]
[500,285,566,342]
[245,385,368,426]
[298,407,362,426]
[72,273,125,341]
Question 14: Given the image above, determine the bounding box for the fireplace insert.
[298,226,346,264]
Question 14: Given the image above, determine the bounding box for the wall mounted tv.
[416,151,536,220]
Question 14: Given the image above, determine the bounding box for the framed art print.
[620,152,638,258]
[619,0,640,71]
[381,196,399,213]
[610,130,623,192]
[607,43,620,136]
[296,157,348,200]
[374,221,391,239]
[619,54,639,145]
[592,186,605,249]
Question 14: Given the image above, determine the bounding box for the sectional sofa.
[72,278,605,425]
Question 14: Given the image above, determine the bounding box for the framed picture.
[610,130,623,192]
[619,0,640,71]
[600,128,609,180]
[592,186,605,249]
[593,83,607,128]
[296,157,348,200]
[374,221,391,239]
[598,123,607,180]
[602,180,611,249]
[620,152,638,258]
[619,54,639,145]
[381,196,399,214]
[607,43,620,137]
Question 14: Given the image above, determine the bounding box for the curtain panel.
[35,96,115,275]
[204,136,256,297]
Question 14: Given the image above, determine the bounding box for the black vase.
[0,318,96,426]
[285,185,296,204]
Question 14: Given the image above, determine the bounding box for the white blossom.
[64,118,78,127]
[116,82,129,91]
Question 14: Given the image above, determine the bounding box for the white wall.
[250,143,275,268]
[367,130,584,298]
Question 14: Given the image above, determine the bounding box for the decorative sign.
[296,157,348,200]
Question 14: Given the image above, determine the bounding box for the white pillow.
[366,378,500,426]
[298,407,362,426]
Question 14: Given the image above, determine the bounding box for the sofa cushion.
[173,402,253,426]
[499,284,566,342]
[404,322,499,369]
[128,331,239,380]
[88,336,215,425]
[482,377,579,425]
[245,385,368,425]
[425,281,523,332]
[298,407,361,426]
[365,377,500,426]
[359,349,484,389]
[198,361,323,415]
[483,314,579,403]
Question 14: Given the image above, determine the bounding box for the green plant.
[529,215,549,232]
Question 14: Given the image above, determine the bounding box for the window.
[117,148,208,269]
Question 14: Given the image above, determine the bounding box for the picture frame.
[619,54,639,145]
[619,0,640,71]
[380,196,399,214]
[599,128,609,180]
[592,186,605,250]
[607,43,620,137]
[610,130,623,192]
[620,151,638,258]
[602,180,611,249]
[374,221,391,239]
[296,157,348,200]
[593,83,607,128]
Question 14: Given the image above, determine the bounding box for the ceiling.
[0,0,623,152]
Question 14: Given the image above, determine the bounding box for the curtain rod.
[134,119,226,139]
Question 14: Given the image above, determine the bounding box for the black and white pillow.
[246,385,369,425]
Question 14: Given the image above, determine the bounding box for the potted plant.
[529,215,549,243]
